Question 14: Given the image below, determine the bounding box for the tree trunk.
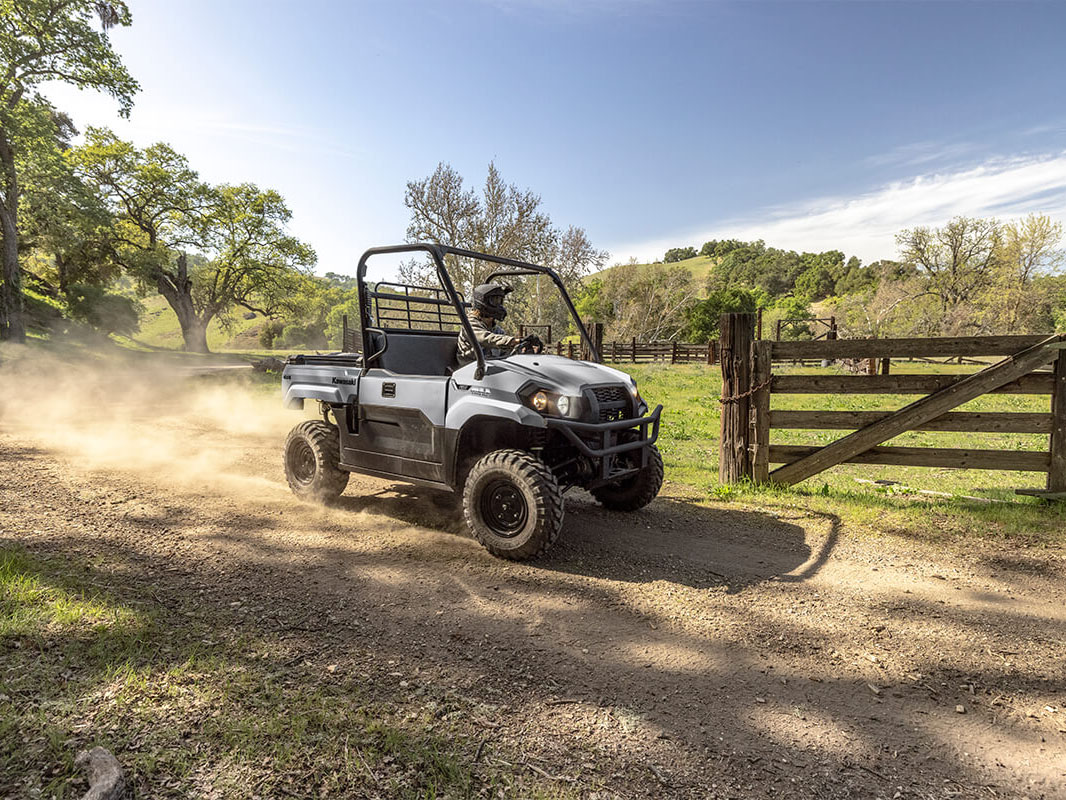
[0,204,21,342]
[156,252,210,353]
[0,126,24,343]
[181,315,209,354]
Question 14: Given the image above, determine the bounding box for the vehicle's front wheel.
[463,449,564,560]
[284,420,349,503]
[591,431,663,512]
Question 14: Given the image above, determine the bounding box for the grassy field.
[620,361,1066,545]
[125,295,268,352]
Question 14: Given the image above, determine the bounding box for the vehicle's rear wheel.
[591,430,663,511]
[284,420,349,502]
[463,449,564,560]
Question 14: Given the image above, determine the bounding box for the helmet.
[471,283,512,321]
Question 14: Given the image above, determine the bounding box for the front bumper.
[544,404,663,459]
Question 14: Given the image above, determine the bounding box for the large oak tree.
[73,128,315,352]
[0,0,137,341]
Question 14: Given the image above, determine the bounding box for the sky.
[42,0,1066,279]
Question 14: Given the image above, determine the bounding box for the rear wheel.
[284,420,349,502]
[591,431,663,511]
[463,449,564,560]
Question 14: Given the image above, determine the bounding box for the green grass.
[0,545,578,799]
[596,254,717,283]
[620,361,1066,545]
[131,295,268,351]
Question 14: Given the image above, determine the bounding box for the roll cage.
[355,244,601,380]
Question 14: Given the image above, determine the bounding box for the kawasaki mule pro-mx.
[281,244,663,560]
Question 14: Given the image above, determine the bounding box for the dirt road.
[2,371,1064,799]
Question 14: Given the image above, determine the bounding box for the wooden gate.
[718,313,1066,499]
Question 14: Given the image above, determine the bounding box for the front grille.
[589,385,630,421]
[592,386,627,404]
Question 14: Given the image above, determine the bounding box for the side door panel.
[340,370,450,482]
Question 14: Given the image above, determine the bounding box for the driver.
[457,283,540,365]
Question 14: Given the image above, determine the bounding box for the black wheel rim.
[480,479,528,537]
[289,439,317,485]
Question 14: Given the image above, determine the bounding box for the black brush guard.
[545,405,663,484]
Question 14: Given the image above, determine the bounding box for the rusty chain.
[719,375,773,404]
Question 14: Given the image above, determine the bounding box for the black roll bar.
[355,244,601,380]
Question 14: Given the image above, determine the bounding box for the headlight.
[522,387,577,417]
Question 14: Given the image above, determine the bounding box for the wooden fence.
[596,339,714,364]
[718,312,1066,499]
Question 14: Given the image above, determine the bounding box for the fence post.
[775,319,782,341]
[757,307,763,341]
[1049,346,1066,493]
[342,314,348,351]
[556,342,562,356]
[568,341,575,360]
[719,312,756,483]
[631,337,637,362]
[881,357,891,375]
[587,322,603,362]
[671,340,678,364]
[751,340,773,483]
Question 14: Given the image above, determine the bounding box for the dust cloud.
[0,345,309,498]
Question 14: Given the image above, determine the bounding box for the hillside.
[596,254,718,284]
[127,295,269,352]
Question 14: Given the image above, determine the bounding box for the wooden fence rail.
[556,339,716,364]
[717,313,1066,500]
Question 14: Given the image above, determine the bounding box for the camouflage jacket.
[457,316,514,365]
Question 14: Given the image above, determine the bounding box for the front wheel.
[284,420,349,503]
[463,449,564,560]
[591,432,663,512]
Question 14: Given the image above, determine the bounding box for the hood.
[454,353,636,395]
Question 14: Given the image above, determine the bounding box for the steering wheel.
[513,334,544,355]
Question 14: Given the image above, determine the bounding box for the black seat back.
[368,331,458,376]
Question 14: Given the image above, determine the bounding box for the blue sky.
[44,0,1066,278]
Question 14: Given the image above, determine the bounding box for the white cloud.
[608,153,1066,264]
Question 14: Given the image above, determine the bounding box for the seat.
[369,331,459,376]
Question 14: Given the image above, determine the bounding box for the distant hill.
[594,254,718,284]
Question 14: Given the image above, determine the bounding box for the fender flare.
[446,395,546,430]
[283,384,344,410]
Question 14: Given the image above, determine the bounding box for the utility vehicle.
[281,244,663,560]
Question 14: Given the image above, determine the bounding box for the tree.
[985,214,1065,332]
[74,130,315,352]
[403,162,551,292]
[663,246,696,263]
[402,161,606,333]
[182,183,316,352]
[0,0,137,341]
[896,216,1001,318]
[794,264,836,301]
[19,109,118,299]
[683,287,762,342]
[70,128,206,347]
[587,263,697,341]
